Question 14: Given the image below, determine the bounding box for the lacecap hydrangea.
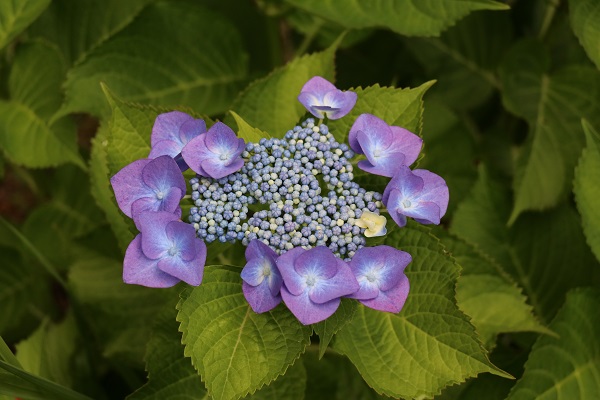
[110,75,449,325]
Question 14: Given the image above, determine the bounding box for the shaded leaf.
[60,1,248,117]
[507,288,600,400]
[177,266,312,400]
[334,222,509,399]
[284,0,508,37]
[227,44,337,137]
[569,0,600,69]
[452,168,596,322]
[312,298,357,359]
[574,120,600,263]
[0,0,50,50]
[230,111,271,143]
[499,39,600,222]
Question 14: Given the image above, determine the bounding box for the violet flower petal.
[166,220,197,262]
[348,113,391,154]
[138,211,180,260]
[110,159,153,218]
[123,234,180,288]
[151,111,195,147]
[179,118,207,144]
[241,240,282,295]
[298,76,357,120]
[157,239,206,286]
[390,126,423,166]
[281,286,341,325]
[243,281,282,313]
[276,247,307,296]
[360,275,410,313]
[148,140,182,159]
[141,155,186,194]
[294,246,338,279]
[309,259,359,304]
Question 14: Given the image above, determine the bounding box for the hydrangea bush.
[1,2,600,400]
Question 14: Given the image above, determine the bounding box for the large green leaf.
[60,1,248,117]
[333,223,509,399]
[499,39,600,223]
[227,44,337,137]
[312,298,357,359]
[0,0,50,50]
[284,0,508,37]
[506,288,600,400]
[177,266,312,400]
[574,120,600,263]
[569,0,600,69]
[452,168,596,322]
[68,250,179,364]
[404,11,511,110]
[434,229,551,348]
[28,0,153,65]
[0,40,84,169]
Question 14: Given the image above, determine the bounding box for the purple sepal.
[241,240,282,313]
[347,246,411,313]
[277,246,359,325]
[110,155,186,223]
[298,76,357,120]
[382,166,449,227]
[149,111,206,160]
[122,211,206,287]
[123,234,181,288]
[181,122,245,179]
[349,114,422,177]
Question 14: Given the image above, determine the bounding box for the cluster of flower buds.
[110,76,449,324]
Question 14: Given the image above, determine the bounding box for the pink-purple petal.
[323,90,357,120]
[181,134,209,175]
[157,240,205,286]
[141,155,186,194]
[309,259,359,304]
[360,275,410,313]
[413,169,450,217]
[298,76,356,120]
[204,122,237,154]
[390,126,422,166]
[276,247,306,296]
[148,139,182,159]
[294,246,338,279]
[281,286,340,325]
[166,220,197,261]
[123,235,180,288]
[110,158,152,218]
[138,212,179,260]
[243,281,282,313]
[151,111,194,147]
[300,76,338,95]
[179,118,206,144]
[349,113,392,154]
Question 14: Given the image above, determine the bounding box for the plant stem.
[538,0,561,39]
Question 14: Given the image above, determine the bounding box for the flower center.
[262,265,271,277]
[402,199,412,208]
[219,153,229,161]
[168,246,179,256]
[156,191,165,200]
[305,274,318,287]
[365,271,378,283]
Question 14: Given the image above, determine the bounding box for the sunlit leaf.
[569,0,600,69]
[0,0,50,50]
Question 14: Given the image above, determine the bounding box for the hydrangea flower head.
[298,76,357,120]
[354,210,387,238]
[382,165,449,227]
[241,239,283,313]
[348,113,422,177]
[347,246,410,313]
[149,111,206,161]
[124,211,206,287]
[181,122,245,179]
[278,246,359,324]
[110,155,186,225]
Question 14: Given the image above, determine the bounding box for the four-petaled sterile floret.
[110,75,449,325]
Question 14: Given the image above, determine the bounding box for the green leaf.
[247,361,307,400]
[312,298,357,359]
[177,266,312,400]
[404,11,510,110]
[68,250,179,364]
[230,111,271,143]
[0,248,53,341]
[499,39,600,223]
[89,122,134,252]
[333,222,509,399]
[59,1,248,117]
[0,0,50,50]
[0,359,92,400]
[569,0,600,69]
[9,40,66,121]
[127,306,208,400]
[418,101,477,216]
[327,81,434,145]
[506,288,600,400]
[284,0,508,37]
[434,229,551,348]
[574,120,600,263]
[226,44,337,137]
[452,168,596,322]
[15,314,78,388]
[28,0,153,65]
